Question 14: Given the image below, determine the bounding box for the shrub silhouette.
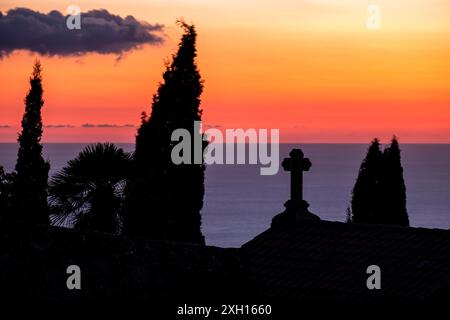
[49,143,132,234]
[123,20,206,244]
[349,137,409,226]
[12,61,50,224]
[0,167,15,221]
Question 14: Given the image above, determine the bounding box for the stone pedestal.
[271,199,320,228]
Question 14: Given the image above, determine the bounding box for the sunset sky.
[1,0,449,143]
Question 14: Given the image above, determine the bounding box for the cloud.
[45,124,75,128]
[0,8,164,59]
[81,123,135,128]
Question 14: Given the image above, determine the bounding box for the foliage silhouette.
[380,137,409,226]
[123,20,206,244]
[350,139,383,224]
[0,167,15,221]
[12,61,50,224]
[349,137,409,226]
[49,143,132,234]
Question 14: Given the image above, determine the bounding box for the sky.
[0,0,449,143]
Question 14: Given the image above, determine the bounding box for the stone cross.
[282,149,311,203]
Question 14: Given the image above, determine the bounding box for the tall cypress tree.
[123,21,206,244]
[13,61,50,224]
[349,137,410,226]
[380,137,409,226]
[350,138,383,224]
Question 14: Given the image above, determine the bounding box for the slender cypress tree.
[13,61,50,224]
[380,137,409,226]
[350,138,383,224]
[349,137,410,226]
[123,21,206,244]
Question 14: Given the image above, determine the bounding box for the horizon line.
[2,141,450,145]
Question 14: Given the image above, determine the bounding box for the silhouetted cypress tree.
[349,137,410,226]
[123,21,206,244]
[380,137,409,226]
[13,61,50,224]
[350,139,383,224]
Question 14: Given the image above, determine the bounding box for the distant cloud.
[1,123,137,130]
[81,123,135,128]
[0,8,164,59]
[45,124,75,128]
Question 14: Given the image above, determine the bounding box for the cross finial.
[271,148,320,228]
[282,148,311,203]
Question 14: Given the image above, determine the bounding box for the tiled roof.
[0,222,250,301]
[241,219,450,301]
[1,220,449,302]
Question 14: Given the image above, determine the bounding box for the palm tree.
[49,143,132,234]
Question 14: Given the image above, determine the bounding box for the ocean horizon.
[1,143,449,247]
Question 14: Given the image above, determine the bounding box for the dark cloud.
[81,123,135,128]
[45,124,75,128]
[0,8,164,58]
[1,123,136,129]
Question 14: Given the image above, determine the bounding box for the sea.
[1,143,449,247]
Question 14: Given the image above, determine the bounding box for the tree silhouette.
[0,166,5,215]
[12,61,50,224]
[49,143,132,234]
[350,138,383,224]
[0,167,15,221]
[349,137,410,226]
[380,137,409,226]
[123,20,206,244]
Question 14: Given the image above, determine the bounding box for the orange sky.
[1,0,450,142]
